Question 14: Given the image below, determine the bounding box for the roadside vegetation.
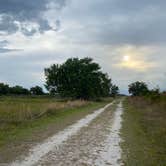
[0,96,113,162]
[0,96,113,147]
[0,96,87,123]
[121,82,166,165]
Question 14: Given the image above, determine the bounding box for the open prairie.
[121,95,166,165]
[0,96,113,163]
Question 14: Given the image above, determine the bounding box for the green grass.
[0,96,112,148]
[121,96,166,166]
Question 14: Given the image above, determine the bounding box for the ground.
[0,97,113,164]
[0,96,165,166]
[121,96,166,166]
[1,98,124,166]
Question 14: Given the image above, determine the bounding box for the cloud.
[115,60,155,72]
[0,40,9,47]
[112,45,156,71]
[58,0,166,46]
[1,0,166,44]
[0,0,166,93]
[0,40,21,53]
[0,48,20,53]
[0,0,67,36]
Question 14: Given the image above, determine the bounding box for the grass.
[121,96,166,166]
[0,96,112,148]
[0,96,88,122]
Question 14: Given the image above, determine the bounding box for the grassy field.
[0,96,88,123]
[121,95,166,166]
[0,96,112,149]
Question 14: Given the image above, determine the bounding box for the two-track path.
[10,100,123,166]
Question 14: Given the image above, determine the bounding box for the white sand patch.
[10,102,114,166]
[95,102,123,166]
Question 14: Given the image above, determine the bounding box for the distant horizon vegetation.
[0,57,165,99]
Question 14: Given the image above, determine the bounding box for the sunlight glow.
[114,45,156,71]
[123,55,130,62]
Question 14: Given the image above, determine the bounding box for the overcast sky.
[0,0,166,94]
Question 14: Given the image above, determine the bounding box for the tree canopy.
[30,86,44,95]
[128,81,149,96]
[0,83,9,95]
[110,85,119,97]
[45,57,114,99]
[9,85,30,95]
[0,83,45,95]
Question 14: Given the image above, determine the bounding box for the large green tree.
[45,57,113,99]
[0,83,9,95]
[128,81,149,96]
[30,86,44,95]
[110,85,119,97]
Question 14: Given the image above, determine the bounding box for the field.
[121,95,166,165]
[1,95,166,165]
[0,96,112,162]
[0,96,89,123]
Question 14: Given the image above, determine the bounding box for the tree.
[0,83,9,95]
[110,85,119,97]
[45,57,113,99]
[9,86,30,95]
[128,81,149,96]
[30,86,44,95]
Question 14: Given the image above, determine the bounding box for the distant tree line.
[0,57,119,99]
[128,81,165,101]
[0,83,44,95]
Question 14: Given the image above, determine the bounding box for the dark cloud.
[60,0,166,46]
[90,15,166,46]
[0,0,66,35]
[114,0,166,13]
[38,19,52,33]
[21,27,37,36]
[0,15,19,35]
[0,0,47,19]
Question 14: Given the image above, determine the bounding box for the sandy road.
[10,100,123,166]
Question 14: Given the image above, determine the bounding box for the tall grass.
[128,95,166,121]
[0,96,88,124]
[121,95,166,165]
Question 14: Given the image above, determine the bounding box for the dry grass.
[0,96,111,149]
[0,97,113,163]
[0,96,89,123]
[121,95,166,165]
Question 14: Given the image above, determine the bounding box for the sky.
[0,0,166,94]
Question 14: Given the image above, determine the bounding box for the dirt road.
[10,100,123,166]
